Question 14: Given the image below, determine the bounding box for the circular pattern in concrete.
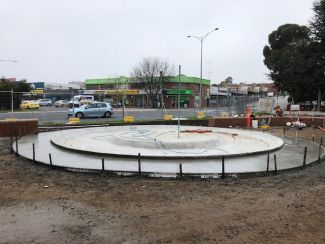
[13,125,325,178]
[50,125,284,158]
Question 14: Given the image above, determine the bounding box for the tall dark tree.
[0,78,30,92]
[311,0,325,43]
[310,0,325,110]
[263,24,315,102]
[0,78,30,110]
[264,1,325,110]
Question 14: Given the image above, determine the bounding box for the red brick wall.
[0,119,38,137]
[208,116,325,128]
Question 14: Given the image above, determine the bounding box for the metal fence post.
[222,156,225,179]
[274,154,278,174]
[179,163,183,178]
[319,139,322,163]
[303,146,307,167]
[15,135,18,155]
[266,153,270,173]
[49,153,52,167]
[102,158,105,171]
[10,124,13,153]
[138,153,141,177]
[32,143,35,163]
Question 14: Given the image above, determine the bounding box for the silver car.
[37,99,52,106]
[55,100,69,108]
[67,102,113,118]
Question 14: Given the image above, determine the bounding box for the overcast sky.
[0,0,315,84]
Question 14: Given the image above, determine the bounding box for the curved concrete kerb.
[50,125,284,158]
[12,126,325,176]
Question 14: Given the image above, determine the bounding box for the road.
[0,106,224,123]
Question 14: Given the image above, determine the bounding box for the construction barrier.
[246,106,251,128]
[124,115,134,123]
[164,114,173,121]
[67,117,80,124]
[197,111,205,119]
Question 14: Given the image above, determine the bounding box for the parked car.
[37,99,52,106]
[69,95,94,108]
[67,102,113,118]
[20,100,40,110]
[55,100,69,108]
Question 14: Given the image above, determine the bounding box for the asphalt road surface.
[0,106,226,123]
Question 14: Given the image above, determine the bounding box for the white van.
[69,95,94,108]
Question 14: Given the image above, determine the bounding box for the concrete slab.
[50,125,284,158]
[12,125,325,177]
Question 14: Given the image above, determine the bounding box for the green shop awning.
[165,89,193,95]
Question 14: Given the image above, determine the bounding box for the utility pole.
[160,71,164,117]
[207,60,213,81]
[122,95,125,119]
[178,65,181,139]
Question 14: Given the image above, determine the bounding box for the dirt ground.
[0,128,325,243]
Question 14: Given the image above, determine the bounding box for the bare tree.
[130,57,174,95]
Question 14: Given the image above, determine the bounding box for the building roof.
[85,76,130,85]
[170,74,210,86]
[84,74,210,86]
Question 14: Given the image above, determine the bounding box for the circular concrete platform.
[13,125,325,178]
[50,125,284,158]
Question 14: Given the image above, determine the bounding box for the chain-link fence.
[210,95,260,116]
[0,90,263,124]
[0,91,75,123]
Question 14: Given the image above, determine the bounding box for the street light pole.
[0,60,18,62]
[200,39,203,107]
[178,65,181,139]
[188,27,219,108]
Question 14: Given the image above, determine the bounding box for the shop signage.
[106,89,140,95]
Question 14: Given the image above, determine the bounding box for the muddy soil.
[0,128,324,243]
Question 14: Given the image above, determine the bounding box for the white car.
[36,99,52,106]
[69,95,94,108]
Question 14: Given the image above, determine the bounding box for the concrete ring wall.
[12,129,325,178]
